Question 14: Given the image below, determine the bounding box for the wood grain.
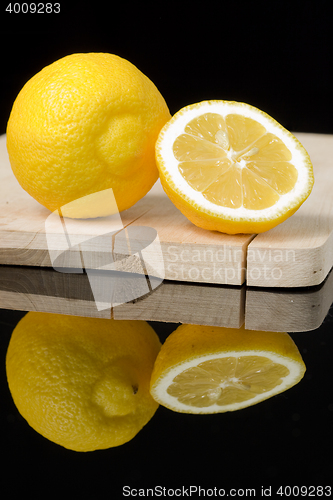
[0,134,252,286]
[0,265,245,327]
[246,133,333,287]
[1,132,333,287]
[1,264,331,331]
[245,267,333,332]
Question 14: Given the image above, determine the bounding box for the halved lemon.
[155,101,314,234]
[150,324,306,414]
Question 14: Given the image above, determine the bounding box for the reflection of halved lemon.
[156,101,314,234]
[150,324,306,414]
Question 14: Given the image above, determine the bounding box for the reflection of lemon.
[156,100,314,234]
[150,324,306,414]
[6,313,161,451]
[6,53,170,218]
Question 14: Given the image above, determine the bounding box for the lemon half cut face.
[156,101,314,234]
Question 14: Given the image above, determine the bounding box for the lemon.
[150,324,306,414]
[155,100,314,234]
[6,312,161,451]
[6,53,171,218]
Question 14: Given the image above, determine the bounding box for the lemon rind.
[156,100,314,224]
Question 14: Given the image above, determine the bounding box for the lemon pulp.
[7,53,171,217]
[173,113,299,210]
[167,355,290,408]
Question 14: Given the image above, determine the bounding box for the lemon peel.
[155,101,314,234]
[7,53,171,218]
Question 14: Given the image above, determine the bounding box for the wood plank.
[0,134,252,285]
[245,267,333,332]
[113,280,245,328]
[246,133,333,287]
[0,134,162,267]
[1,264,332,331]
[0,265,110,318]
[1,132,333,288]
[0,265,245,327]
[118,184,253,285]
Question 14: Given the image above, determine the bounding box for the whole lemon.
[6,53,171,218]
[6,312,161,451]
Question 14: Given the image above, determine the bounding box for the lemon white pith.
[151,350,304,414]
[156,101,314,234]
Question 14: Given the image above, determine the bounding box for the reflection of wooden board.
[113,281,245,328]
[0,265,245,327]
[0,265,332,332]
[1,132,333,287]
[245,267,333,332]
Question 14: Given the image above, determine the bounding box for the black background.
[0,1,332,134]
[0,0,333,497]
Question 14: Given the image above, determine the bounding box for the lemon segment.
[150,324,306,414]
[156,101,314,234]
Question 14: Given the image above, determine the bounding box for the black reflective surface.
[1,278,333,494]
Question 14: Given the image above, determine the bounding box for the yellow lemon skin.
[150,324,306,413]
[6,53,171,218]
[151,324,304,381]
[155,100,314,234]
[6,313,161,451]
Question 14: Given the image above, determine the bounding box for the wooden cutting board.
[1,264,332,332]
[1,132,332,288]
